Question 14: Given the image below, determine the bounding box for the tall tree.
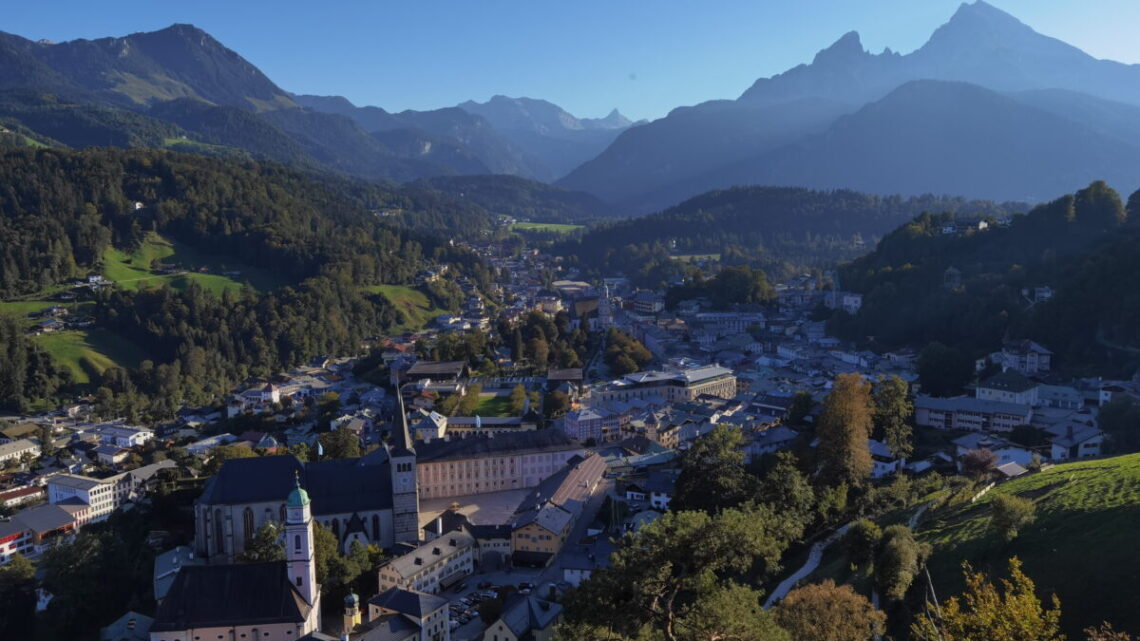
[817,374,875,487]
[911,557,1064,641]
[673,424,757,513]
[873,375,913,459]
[757,452,816,531]
[875,525,928,602]
[509,384,528,415]
[563,506,800,641]
[775,579,886,641]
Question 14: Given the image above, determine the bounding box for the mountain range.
[3,2,1140,218]
[559,1,1140,212]
[0,23,635,190]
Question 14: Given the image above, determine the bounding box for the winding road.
[764,522,853,608]
[764,500,933,609]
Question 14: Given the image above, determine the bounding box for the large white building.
[377,527,476,595]
[0,438,41,465]
[595,365,737,404]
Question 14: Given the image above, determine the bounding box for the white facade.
[0,439,41,465]
[47,474,130,523]
[378,529,476,595]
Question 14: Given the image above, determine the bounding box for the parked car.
[477,581,493,589]
[452,582,468,594]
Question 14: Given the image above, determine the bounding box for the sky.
[5,1,1140,121]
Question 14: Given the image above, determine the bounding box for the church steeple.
[285,472,319,610]
[390,393,419,544]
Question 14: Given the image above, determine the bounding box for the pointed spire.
[393,391,415,454]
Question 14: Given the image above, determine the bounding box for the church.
[193,406,419,562]
[151,475,322,641]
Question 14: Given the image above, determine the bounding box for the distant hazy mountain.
[293,94,551,179]
[457,95,641,178]
[743,81,1140,202]
[561,1,1140,211]
[414,174,614,223]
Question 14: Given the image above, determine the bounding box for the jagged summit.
[812,31,866,65]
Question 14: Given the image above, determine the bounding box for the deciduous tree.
[911,557,1063,641]
[775,579,885,641]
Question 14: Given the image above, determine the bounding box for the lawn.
[473,393,515,417]
[0,300,58,317]
[366,284,449,331]
[918,453,1140,637]
[102,232,287,294]
[510,222,585,234]
[34,329,148,385]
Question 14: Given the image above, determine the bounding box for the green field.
[365,285,449,331]
[0,300,58,317]
[474,393,514,417]
[102,232,287,294]
[510,222,585,234]
[34,329,148,384]
[919,454,1140,636]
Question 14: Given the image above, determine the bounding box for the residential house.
[999,340,1052,376]
[951,433,1034,470]
[976,371,1039,406]
[481,594,562,641]
[358,588,450,641]
[1046,423,1104,461]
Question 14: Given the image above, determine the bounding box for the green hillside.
[919,454,1140,636]
[102,232,288,294]
[34,329,147,385]
[365,285,448,331]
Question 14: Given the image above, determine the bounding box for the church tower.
[390,393,420,544]
[285,472,320,615]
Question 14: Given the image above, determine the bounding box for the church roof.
[198,455,393,515]
[151,562,310,631]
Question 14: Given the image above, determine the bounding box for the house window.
[294,534,302,552]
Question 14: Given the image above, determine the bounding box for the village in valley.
[0,226,1125,641]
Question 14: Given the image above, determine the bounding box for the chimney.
[435,517,443,535]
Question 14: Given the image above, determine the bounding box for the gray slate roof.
[197,454,393,515]
[368,587,448,618]
[151,563,310,631]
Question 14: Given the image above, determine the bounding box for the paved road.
[764,522,853,608]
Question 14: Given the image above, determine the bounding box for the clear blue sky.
[5,1,1139,121]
